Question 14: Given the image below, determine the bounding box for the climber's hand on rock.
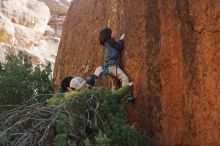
[120,33,126,40]
[128,82,133,87]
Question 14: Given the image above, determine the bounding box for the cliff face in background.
[0,0,72,65]
[54,0,220,145]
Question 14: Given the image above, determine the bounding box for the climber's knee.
[94,66,103,76]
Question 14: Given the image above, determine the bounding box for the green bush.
[50,89,149,146]
[0,54,149,146]
[0,87,149,146]
[0,52,54,105]
[96,90,149,146]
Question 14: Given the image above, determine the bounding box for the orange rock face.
[54,0,220,145]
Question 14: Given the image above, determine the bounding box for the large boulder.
[40,0,73,37]
[0,0,49,48]
[39,0,72,16]
[0,0,50,34]
[54,0,220,145]
[0,0,72,66]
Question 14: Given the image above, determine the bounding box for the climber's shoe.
[91,74,98,80]
[85,74,98,87]
[127,95,135,102]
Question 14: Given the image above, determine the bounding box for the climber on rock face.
[86,28,134,102]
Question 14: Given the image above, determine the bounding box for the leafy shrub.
[0,58,149,146]
[49,88,149,146]
[0,52,54,105]
[0,88,149,146]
